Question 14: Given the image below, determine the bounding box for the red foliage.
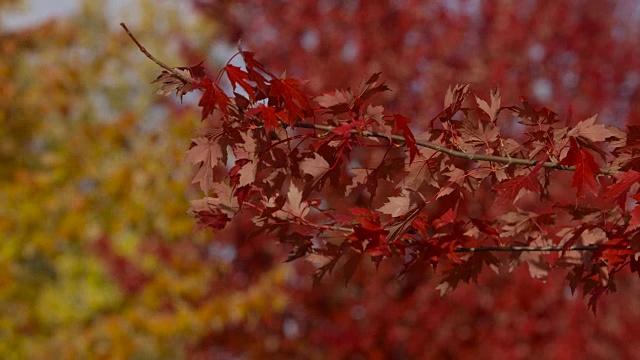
[132,0,640,357]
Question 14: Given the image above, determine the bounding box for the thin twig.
[120,22,193,85]
[294,122,621,175]
[454,245,598,252]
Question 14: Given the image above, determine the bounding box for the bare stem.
[120,22,193,85]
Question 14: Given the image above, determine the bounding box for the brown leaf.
[377,190,413,217]
[186,137,224,192]
[236,160,257,188]
[300,153,330,178]
[568,115,617,143]
[281,183,309,219]
[475,87,501,123]
[153,68,196,99]
[444,83,470,109]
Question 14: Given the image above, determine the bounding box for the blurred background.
[2,0,640,358]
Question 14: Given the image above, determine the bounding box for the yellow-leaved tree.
[0,1,290,358]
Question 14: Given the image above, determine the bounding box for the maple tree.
[123,3,639,317]
[6,0,640,358]
[120,3,640,357]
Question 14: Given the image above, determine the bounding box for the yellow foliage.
[0,0,291,357]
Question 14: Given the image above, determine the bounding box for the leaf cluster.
[143,38,640,314]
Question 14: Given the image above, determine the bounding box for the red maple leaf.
[587,285,608,315]
[628,194,640,232]
[197,78,230,119]
[247,104,284,131]
[239,50,272,92]
[493,160,544,203]
[392,114,419,164]
[270,77,311,126]
[225,64,256,101]
[182,61,206,78]
[358,72,390,101]
[348,208,391,257]
[194,208,231,231]
[433,208,455,229]
[350,207,383,231]
[558,137,601,197]
[603,170,640,209]
[470,218,499,236]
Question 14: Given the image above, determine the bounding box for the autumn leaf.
[300,153,330,178]
[348,208,390,256]
[239,50,272,92]
[198,78,230,119]
[377,190,413,218]
[587,285,608,315]
[385,201,426,242]
[236,160,257,188]
[628,194,640,232]
[444,83,470,110]
[433,208,455,229]
[281,183,309,219]
[350,207,383,231]
[392,114,419,164]
[186,137,224,192]
[193,208,231,231]
[315,89,352,115]
[470,218,499,237]
[520,251,551,280]
[603,170,640,209]
[225,64,256,100]
[152,68,195,99]
[359,72,390,101]
[558,137,601,197]
[457,119,500,154]
[270,77,311,126]
[342,251,362,285]
[332,122,356,137]
[130,11,640,324]
[282,232,313,262]
[509,96,559,126]
[493,160,544,203]
[475,87,501,123]
[247,103,284,131]
[568,115,617,143]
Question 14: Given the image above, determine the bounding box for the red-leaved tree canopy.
[122,1,640,356]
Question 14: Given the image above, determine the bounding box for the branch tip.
[120,21,193,85]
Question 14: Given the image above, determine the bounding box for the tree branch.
[120,22,194,85]
[453,245,598,252]
[122,25,617,176]
[294,122,621,175]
